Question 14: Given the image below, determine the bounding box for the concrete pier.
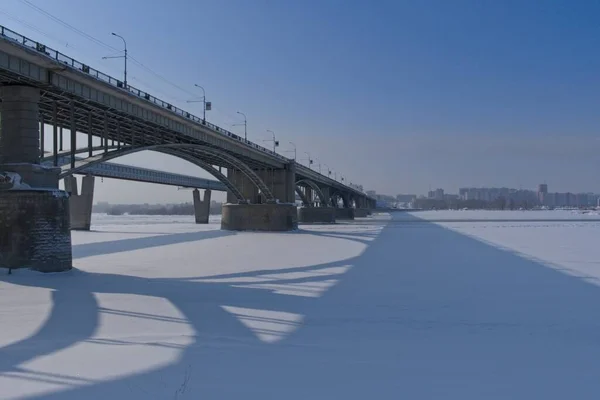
[354,208,369,218]
[335,207,355,220]
[193,188,211,224]
[0,85,72,272]
[221,203,298,231]
[65,175,95,231]
[298,207,336,224]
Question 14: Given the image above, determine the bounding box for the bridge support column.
[221,203,298,231]
[0,85,72,272]
[256,161,297,204]
[354,208,369,218]
[193,188,211,224]
[227,169,259,203]
[222,162,297,231]
[298,206,336,224]
[65,175,95,231]
[304,186,313,206]
[335,207,355,220]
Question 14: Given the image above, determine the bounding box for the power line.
[18,0,203,103]
[0,8,69,47]
[19,0,119,52]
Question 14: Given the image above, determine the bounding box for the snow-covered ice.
[2,211,600,399]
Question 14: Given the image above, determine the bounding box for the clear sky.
[2,0,600,203]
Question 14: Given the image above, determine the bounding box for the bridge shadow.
[73,229,234,259]
[2,213,600,398]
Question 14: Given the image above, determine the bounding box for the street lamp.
[323,164,332,178]
[304,152,313,169]
[102,32,127,88]
[266,130,279,153]
[186,84,209,122]
[235,111,247,141]
[287,142,297,161]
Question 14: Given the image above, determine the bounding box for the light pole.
[287,142,297,161]
[266,130,279,153]
[323,164,332,178]
[236,111,247,141]
[304,152,313,169]
[102,32,127,88]
[186,84,208,121]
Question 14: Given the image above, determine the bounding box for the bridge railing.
[0,25,371,199]
[0,26,290,158]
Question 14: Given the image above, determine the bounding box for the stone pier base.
[0,190,72,272]
[298,207,336,224]
[354,208,370,218]
[335,207,355,220]
[221,203,298,231]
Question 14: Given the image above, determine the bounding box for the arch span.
[295,186,310,206]
[57,144,275,202]
[41,145,121,164]
[295,179,328,207]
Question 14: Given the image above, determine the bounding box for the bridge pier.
[222,162,298,231]
[335,207,355,220]
[298,206,336,224]
[193,188,211,224]
[65,175,95,231]
[354,208,369,218]
[0,85,72,272]
[222,203,298,231]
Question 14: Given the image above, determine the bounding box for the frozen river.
[1,210,600,399]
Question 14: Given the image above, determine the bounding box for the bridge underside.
[0,24,375,270]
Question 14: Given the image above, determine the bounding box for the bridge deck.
[0,25,371,200]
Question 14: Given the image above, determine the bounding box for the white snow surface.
[2,210,600,399]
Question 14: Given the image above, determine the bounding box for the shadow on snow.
[2,213,600,399]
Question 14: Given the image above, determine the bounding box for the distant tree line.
[102,201,223,216]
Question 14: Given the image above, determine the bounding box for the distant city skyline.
[2,0,599,203]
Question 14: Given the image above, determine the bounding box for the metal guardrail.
[0,24,371,198]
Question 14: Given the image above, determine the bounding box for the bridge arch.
[295,179,328,207]
[295,186,310,206]
[330,190,349,208]
[41,145,121,164]
[57,144,275,202]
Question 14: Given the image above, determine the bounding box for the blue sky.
[2,0,600,202]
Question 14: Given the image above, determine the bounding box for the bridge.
[44,154,227,229]
[0,24,375,272]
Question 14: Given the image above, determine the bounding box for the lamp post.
[304,152,313,169]
[236,111,247,141]
[287,142,297,161]
[102,32,127,88]
[186,84,209,122]
[266,130,279,153]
